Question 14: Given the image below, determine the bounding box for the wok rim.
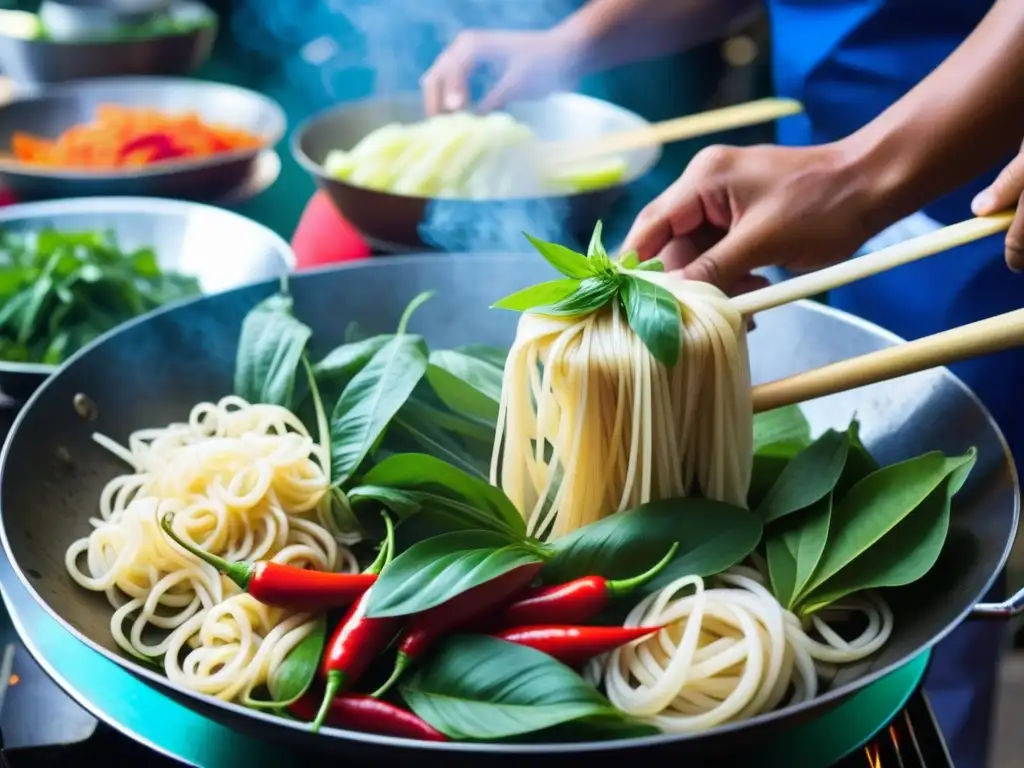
[290,91,663,205]
[0,75,285,180]
[0,254,1018,755]
[0,194,297,378]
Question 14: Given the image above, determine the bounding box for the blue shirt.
[768,0,1023,460]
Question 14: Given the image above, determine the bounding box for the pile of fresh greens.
[0,227,200,365]
[230,264,975,742]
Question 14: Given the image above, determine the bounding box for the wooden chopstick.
[751,307,1024,413]
[731,214,1015,317]
[544,98,803,167]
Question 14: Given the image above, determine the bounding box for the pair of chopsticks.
[733,213,1017,412]
[542,97,804,167]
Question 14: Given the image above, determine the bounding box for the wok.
[0,254,1020,764]
[291,93,661,253]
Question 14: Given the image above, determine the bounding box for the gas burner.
[838,692,953,768]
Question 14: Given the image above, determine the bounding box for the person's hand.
[971,140,1024,272]
[421,27,585,116]
[621,142,879,293]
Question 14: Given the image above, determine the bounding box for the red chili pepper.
[160,512,387,610]
[489,542,679,630]
[372,561,544,698]
[289,690,447,741]
[493,624,663,667]
[312,517,403,733]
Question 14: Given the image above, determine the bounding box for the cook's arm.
[838,0,1024,234]
[558,0,762,75]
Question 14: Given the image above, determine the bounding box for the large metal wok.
[291,93,661,253]
[0,254,1019,764]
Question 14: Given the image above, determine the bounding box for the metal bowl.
[0,76,286,201]
[0,254,1016,764]
[291,92,662,253]
[0,196,295,402]
[0,1,216,84]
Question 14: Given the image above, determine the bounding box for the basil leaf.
[455,343,507,370]
[542,498,762,595]
[766,493,832,610]
[587,221,607,261]
[801,450,976,601]
[532,274,620,317]
[401,635,622,740]
[329,334,428,484]
[348,485,424,518]
[366,531,544,617]
[619,274,681,367]
[400,398,495,444]
[234,294,312,408]
[754,405,811,452]
[426,349,503,423]
[617,250,640,269]
[266,615,326,706]
[635,260,665,273]
[350,486,518,538]
[523,233,594,279]
[314,334,391,389]
[756,428,849,523]
[492,278,581,312]
[359,452,522,535]
[391,412,490,480]
[834,420,879,499]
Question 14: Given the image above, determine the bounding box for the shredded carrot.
[8,104,265,170]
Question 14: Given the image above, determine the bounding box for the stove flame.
[864,743,883,768]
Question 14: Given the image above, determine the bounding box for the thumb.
[680,225,762,292]
[972,152,1024,216]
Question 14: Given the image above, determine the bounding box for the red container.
[291,191,370,270]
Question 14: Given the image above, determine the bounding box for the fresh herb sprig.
[492,222,681,367]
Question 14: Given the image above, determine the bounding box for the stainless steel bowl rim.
[0,75,285,180]
[0,195,296,376]
[291,91,661,204]
[0,255,1016,755]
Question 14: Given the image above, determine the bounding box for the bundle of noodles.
[492,270,753,540]
[586,564,893,732]
[65,396,358,703]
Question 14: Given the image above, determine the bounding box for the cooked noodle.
[64,396,359,702]
[492,272,752,540]
[587,565,893,732]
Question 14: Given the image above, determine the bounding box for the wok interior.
[295,92,661,187]
[0,254,1016,740]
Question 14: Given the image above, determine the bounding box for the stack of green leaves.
[0,227,200,365]
[493,222,684,367]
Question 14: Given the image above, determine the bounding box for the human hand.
[621,142,879,293]
[421,27,585,116]
[971,140,1024,272]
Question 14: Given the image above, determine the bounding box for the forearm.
[554,0,762,75]
[839,0,1024,233]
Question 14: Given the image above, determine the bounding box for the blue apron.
[767,2,1015,766]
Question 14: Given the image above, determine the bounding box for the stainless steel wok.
[291,93,662,253]
[0,254,1019,764]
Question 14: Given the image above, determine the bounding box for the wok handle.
[971,587,1024,619]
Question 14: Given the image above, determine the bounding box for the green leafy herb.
[766,492,832,610]
[312,334,391,396]
[455,343,507,370]
[756,428,849,523]
[619,274,682,367]
[522,233,596,279]
[426,349,503,423]
[533,274,621,317]
[798,450,976,612]
[542,497,762,595]
[329,293,432,484]
[401,635,633,740]
[635,260,665,273]
[234,294,313,408]
[753,405,811,453]
[260,615,326,709]
[0,227,200,365]
[366,531,544,618]
[586,221,608,262]
[492,279,583,312]
[390,411,490,479]
[616,249,640,270]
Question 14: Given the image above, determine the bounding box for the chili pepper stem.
[312,670,345,733]
[604,541,680,598]
[370,652,410,699]
[159,512,253,592]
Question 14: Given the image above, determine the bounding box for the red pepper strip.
[159,512,383,610]
[289,690,447,741]
[488,542,679,630]
[493,624,664,667]
[312,516,401,733]
[116,132,182,163]
[372,561,544,698]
